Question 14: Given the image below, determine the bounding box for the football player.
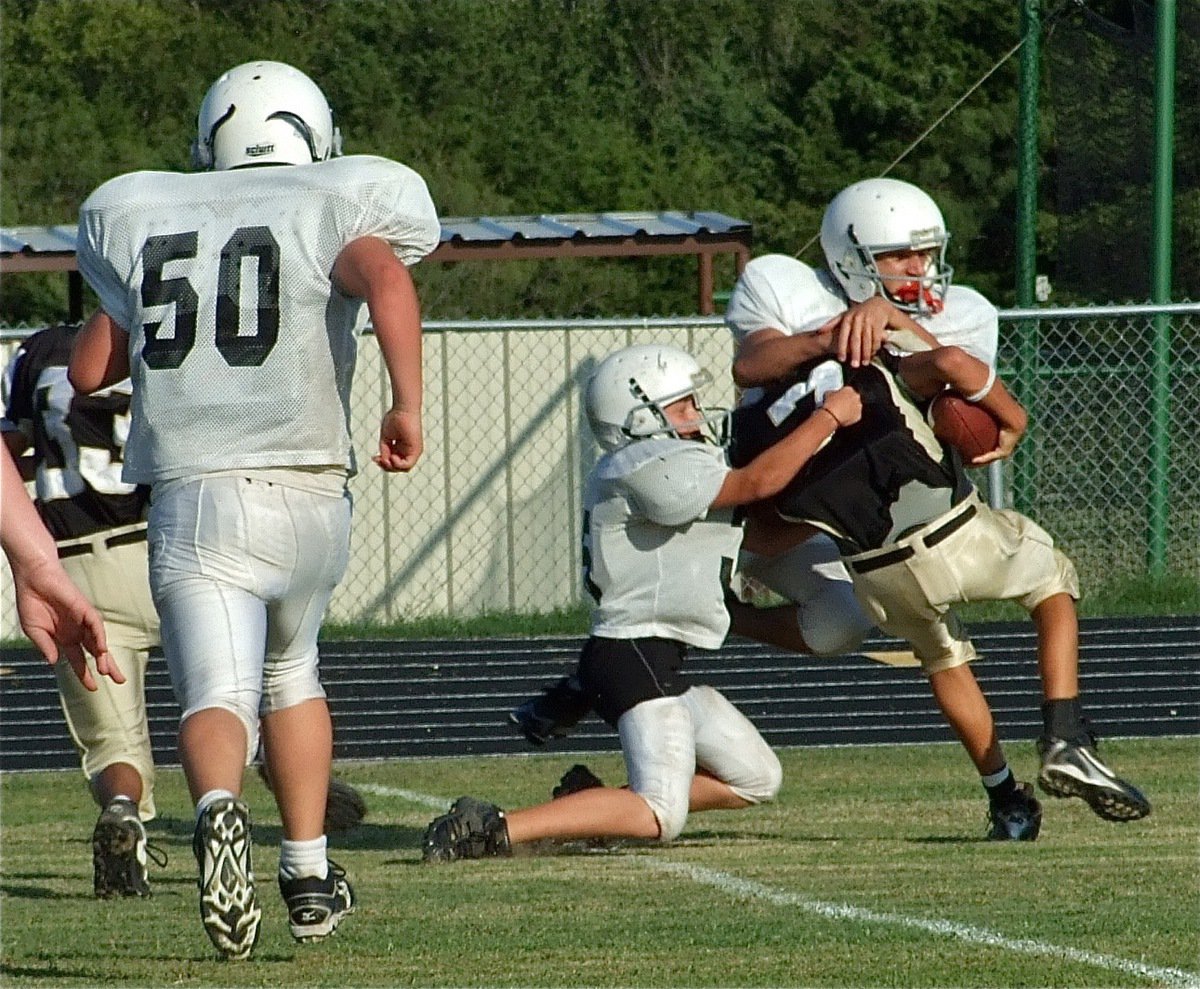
[69,61,440,958]
[422,343,861,861]
[730,334,1151,833]
[726,178,1057,839]
[726,177,996,661]
[509,179,1047,839]
[3,323,370,900]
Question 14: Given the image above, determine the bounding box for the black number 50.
[141,226,280,369]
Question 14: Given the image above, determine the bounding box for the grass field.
[1,737,1197,988]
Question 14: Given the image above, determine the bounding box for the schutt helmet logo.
[245,143,276,158]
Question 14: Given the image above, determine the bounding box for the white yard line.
[646,860,1200,989]
[367,783,1200,988]
[355,782,450,810]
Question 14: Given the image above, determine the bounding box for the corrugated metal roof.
[0,212,749,257]
[0,224,80,255]
[1,211,752,316]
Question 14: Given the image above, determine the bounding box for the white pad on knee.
[261,651,325,715]
[618,696,695,842]
[740,534,874,655]
[684,685,782,804]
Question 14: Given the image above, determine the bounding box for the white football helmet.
[585,344,726,452]
[819,177,953,315]
[192,60,342,171]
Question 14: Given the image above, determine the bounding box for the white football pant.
[618,685,782,841]
[147,474,351,759]
[739,532,875,656]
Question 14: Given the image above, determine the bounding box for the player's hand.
[828,298,894,367]
[15,557,123,690]
[969,422,1024,466]
[822,386,863,429]
[374,408,423,472]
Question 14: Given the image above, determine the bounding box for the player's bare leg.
[180,707,248,800]
[688,768,753,812]
[260,698,332,840]
[1031,594,1150,821]
[91,762,158,898]
[506,787,661,843]
[261,697,355,942]
[1032,593,1080,700]
[927,664,1005,775]
[928,665,1043,839]
[182,709,260,959]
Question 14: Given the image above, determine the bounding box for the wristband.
[818,406,841,430]
[964,366,996,403]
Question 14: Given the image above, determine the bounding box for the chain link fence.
[2,304,1197,633]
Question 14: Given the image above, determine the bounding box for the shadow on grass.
[0,882,94,901]
[145,815,424,853]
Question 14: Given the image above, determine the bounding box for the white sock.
[980,766,1012,789]
[279,836,328,881]
[195,788,238,823]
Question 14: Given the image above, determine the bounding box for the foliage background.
[1,0,1196,323]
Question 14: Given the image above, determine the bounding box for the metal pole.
[1013,0,1041,513]
[1148,0,1176,576]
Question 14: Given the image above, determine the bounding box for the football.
[930,390,1001,461]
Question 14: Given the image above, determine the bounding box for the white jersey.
[584,438,742,649]
[77,154,440,484]
[725,254,999,402]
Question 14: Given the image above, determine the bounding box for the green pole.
[1148,0,1176,576]
[1013,0,1041,512]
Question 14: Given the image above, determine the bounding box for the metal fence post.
[1148,0,1177,576]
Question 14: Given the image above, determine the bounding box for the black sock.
[982,765,1017,805]
[1042,697,1085,743]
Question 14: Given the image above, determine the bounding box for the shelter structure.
[1,211,751,321]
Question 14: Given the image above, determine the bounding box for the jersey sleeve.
[623,445,729,528]
[349,156,441,268]
[929,286,999,368]
[77,176,138,331]
[725,254,844,344]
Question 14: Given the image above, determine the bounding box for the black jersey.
[2,324,148,541]
[730,352,973,554]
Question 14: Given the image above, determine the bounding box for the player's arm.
[732,325,837,389]
[332,235,424,473]
[899,345,1027,462]
[2,447,121,686]
[711,385,862,508]
[68,310,130,394]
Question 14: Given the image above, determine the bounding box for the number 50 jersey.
[77,154,440,484]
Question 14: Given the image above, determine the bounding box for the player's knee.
[639,789,690,842]
[734,750,783,805]
[801,590,874,656]
[180,697,261,765]
[261,655,324,713]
